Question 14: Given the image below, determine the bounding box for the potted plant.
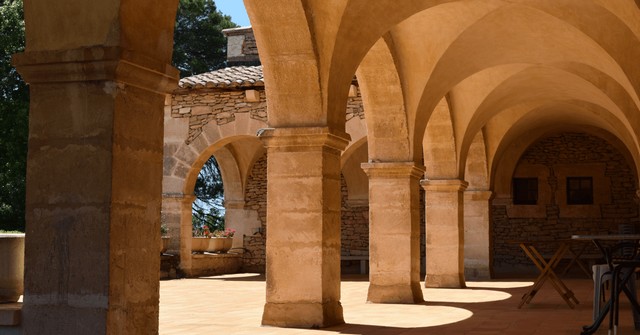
[160,224,170,254]
[0,231,25,303]
[210,228,235,253]
[191,227,235,253]
[192,226,212,253]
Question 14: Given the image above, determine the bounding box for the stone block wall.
[242,153,267,273]
[492,133,639,275]
[170,89,267,144]
[340,178,369,256]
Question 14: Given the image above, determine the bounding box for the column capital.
[12,46,179,94]
[420,179,469,192]
[258,127,351,152]
[361,162,425,179]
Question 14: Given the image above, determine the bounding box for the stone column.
[13,48,178,334]
[161,194,186,254]
[421,179,468,288]
[362,162,424,304]
[260,127,349,328]
[162,194,196,274]
[463,190,492,280]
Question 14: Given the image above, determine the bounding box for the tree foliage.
[192,156,225,233]
[0,0,27,232]
[172,0,237,77]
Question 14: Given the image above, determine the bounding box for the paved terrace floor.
[159,274,639,335]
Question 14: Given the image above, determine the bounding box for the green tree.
[173,0,234,231]
[0,0,27,232]
[192,156,225,233]
[172,0,237,77]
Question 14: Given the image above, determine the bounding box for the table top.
[571,234,640,241]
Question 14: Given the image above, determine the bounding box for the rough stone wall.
[492,133,638,273]
[242,153,267,273]
[170,89,267,144]
[340,177,369,256]
[346,93,365,121]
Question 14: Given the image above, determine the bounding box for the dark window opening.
[513,178,538,205]
[567,177,593,205]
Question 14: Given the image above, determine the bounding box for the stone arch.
[356,35,412,162]
[163,112,268,197]
[460,65,640,172]
[341,137,368,204]
[243,0,329,127]
[162,108,268,275]
[488,102,639,194]
[492,124,637,200]
[464,130,489,190]
[410,2,640,158]
[423,96,457,179]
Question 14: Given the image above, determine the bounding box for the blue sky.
[216,0,251,27]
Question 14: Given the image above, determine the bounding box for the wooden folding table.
[515,240,580,309]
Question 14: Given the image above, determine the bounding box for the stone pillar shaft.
[463,190,492,280]
[362,162,424,303]
[422,179,468,288]
[13,47,178,334]
[161,194,196,274]
[259,127,349,328]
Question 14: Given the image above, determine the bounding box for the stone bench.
[342,255,369,274]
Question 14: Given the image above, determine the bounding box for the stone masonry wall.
[492,133,638,274]
[346,92,365,122]
[242,153,267,273]
[171,89,267,144]
[340,177,369,256]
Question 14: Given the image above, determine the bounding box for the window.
[513,178,538,205]
[567,177,593,205]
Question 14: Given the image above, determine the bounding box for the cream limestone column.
[260,127,349,328]
[13,48,178,334]
[421,179,469,288]
[161,194,189,254]
[362,163,424,304]
[161,194,196,275]
[463,190,492,280]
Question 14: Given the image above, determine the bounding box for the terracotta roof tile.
[179,66,264,89]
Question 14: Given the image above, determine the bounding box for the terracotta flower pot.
[0,233,25,303]
[209,237,233,253]
[191,237,233,253]
[192,237,210,253]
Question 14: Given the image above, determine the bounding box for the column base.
[367,283,424,304]
[425,274,466,288]
[262,301,344,328]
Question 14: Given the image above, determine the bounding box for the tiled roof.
[179,66,264,89]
